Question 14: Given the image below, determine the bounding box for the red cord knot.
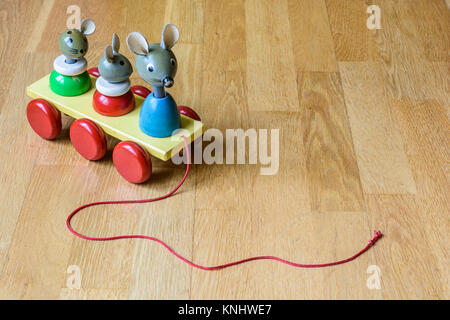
[369,230,382,246]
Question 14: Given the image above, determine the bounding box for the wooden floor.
[0,0,448,300]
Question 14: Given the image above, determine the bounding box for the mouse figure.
[126,24,181,137]
[93,33,135,116]
[49,18,96,96]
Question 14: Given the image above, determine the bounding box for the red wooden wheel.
[70,119,107,160]
[87,67,100,77]
[177,106,201,157]
[130,85,152,98]
[26,99,62,140]
[113,141,152,183]
[178,105,201,121]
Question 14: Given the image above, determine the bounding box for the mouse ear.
[112,33,120,54]
[127,32,149,56]
[104,45,114,63]
[160,24,179,50]
[80,18,95,35]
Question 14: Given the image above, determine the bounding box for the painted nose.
[163,77,174,88]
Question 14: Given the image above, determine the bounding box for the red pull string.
[66,137,382,270]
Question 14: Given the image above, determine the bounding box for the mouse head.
[98,33,133,83]
[58,18,96,59]
[126,24,179,88]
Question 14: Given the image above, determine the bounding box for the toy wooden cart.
[26,69,204,183]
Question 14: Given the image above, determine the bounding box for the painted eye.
[120,61,124,65]
[65,37,73,45]
[170,58,176,66]
[67,30,72,34]
[147,64,154,72]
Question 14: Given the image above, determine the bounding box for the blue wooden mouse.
[126,24,181,138]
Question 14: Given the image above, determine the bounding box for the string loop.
[66,136,382,270]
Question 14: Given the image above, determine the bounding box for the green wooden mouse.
[50,18,95,96]
[58,18,95,61]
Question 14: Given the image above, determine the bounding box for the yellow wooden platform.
[26,74,204,161]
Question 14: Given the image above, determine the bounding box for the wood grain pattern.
[245,0,299,112]
[0,165,85,299]
[365,194,445,299]
[164,0,204,44]
[372,0,450,100]
[339,62,417,194]
[390,99,449,298]
[0,0,45,112]
[0,0,448,299]
[298,72,364,211]
[326,0,379,62]
[25,0,55,53]
[288,0,337,72]
[0,53,51,275]
[193,0,250,214]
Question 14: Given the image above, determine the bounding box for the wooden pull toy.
[23,19,382,273]
[49,18,96,96]
[126,24,181,137]
[93,33,135,116]
[26,21,203,184]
